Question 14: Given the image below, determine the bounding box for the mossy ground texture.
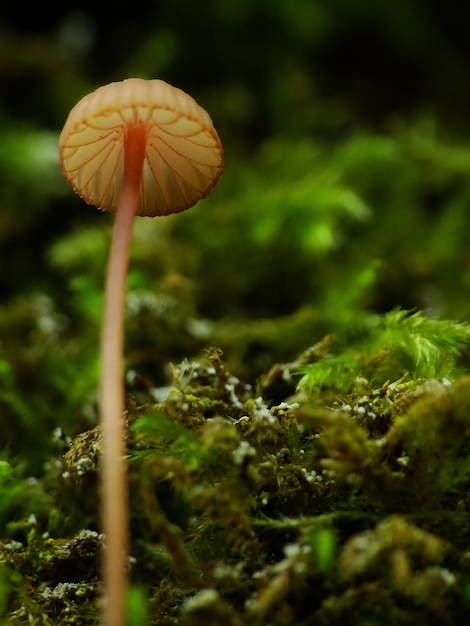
[2,322,470,625]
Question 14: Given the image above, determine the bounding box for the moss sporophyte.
[59,78,224,626]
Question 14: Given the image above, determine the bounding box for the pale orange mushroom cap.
[59,78,224,216]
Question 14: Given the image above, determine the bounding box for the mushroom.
[59,78,224,625]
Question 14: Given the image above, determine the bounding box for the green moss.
[5,325,463,624]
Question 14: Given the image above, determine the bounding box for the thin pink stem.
[100,124,146,626]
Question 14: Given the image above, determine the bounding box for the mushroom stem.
[100,124,147,626]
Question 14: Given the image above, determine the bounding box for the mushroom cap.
[59,78,224,216]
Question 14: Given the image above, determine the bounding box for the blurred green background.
[2,0,470,467]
